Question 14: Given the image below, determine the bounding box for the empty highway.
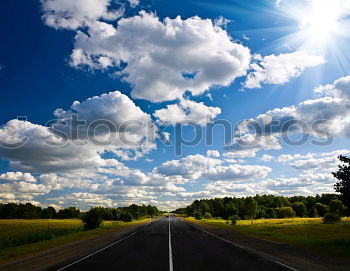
[53,216,295,271]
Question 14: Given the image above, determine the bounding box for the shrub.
[82,207,104,230]
[276,207,295,218]
[230,215,240,225]
[203,212,212,219]
[120,213,133,222]
[193,210,202,220]
[313,203,329,217]
[329,200,344,215]
[323,213,341,223]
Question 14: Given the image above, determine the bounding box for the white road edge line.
[56,231,137,271]
[198,227,245,249]
[192,223,298,271]
[169,215,174,271]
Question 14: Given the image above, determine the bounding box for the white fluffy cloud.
[128,0,140,8]
[154,99,221,126]
[207,150,220,158]
[0,119,106,172]
[225,134,281,158]
[243,51,325,88]
[201,170,336,198]
[49,192,114,208]
[264,172,336,195]
[227,76,350,157]
[156,154,221,180]
[40,0,124,30]
[204,164,271,181]
[265,76,350,137]
[278,149,349,173]
[260,154,274,162]
[0,172,36,183]
[0,91,156,172]
[70,11,250,102]
[155,153,271,182]
[54,90,156,156]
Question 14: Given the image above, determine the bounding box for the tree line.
[0,202,161,222]
[175,193,347,220]
[176,155,350,223]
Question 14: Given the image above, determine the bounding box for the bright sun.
[298,1,342,42]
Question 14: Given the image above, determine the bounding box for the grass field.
[0,219,151,264]
[0,219,83,250]
[188,217,350,258]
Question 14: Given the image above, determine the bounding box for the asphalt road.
[53,216,295,271]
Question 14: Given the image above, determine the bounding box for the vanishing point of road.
[53,216,295,271]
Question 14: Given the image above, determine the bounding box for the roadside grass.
[0,219,151,264]
[187,217,350,259]
[0,219,83,250]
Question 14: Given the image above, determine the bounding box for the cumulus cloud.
[0,172,36,183]
[278,149,350,173]
[70,11,250,102]
[277,149,349,163]
[128,0,140,8]
[40,0,124,30]
[0,119,106,172]
[214,16,231,29]
[260,154,274,162]
[53,90,156,157]
[207,150,220,158]
[156,154,221,180]
[264,172,336,194]
[225,133,281,158]
[243,51,325,88]
[155,153,271,182]
[49,192,114,208]
[227,76,350,157]
[202,170,336,198]
[0,91,157,173]
[204,164,271,181]
[154,99,221,126]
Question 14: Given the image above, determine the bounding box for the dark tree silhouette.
[333,155,350,211]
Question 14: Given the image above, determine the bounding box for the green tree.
[276,207,295,218]
[313,203,329,217]
[265,208,276,218]
[323,213,341,223]
[193,210,202,220]
[120,212,133,222]
[309,207,319,218]
[82,207,104,230]
[224,202,238,219]
[333,155,350,210]
[244,197,257,219]
[292,202,307,217]
[328,199,344,215]
[42,206,56,219]
[58,207,81,219]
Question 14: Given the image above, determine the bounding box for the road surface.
[53,216,295,271]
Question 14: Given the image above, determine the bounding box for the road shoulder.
[0,222,148,271]
[187,218,350,271]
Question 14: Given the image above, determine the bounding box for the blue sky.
[0,0,350,210]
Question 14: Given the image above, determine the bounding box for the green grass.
[188,217,350,259]
[0,219,83,250]
[0,219,151,264]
